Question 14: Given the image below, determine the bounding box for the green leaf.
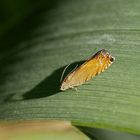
[0,0,140,135]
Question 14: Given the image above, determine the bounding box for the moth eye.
[110,57,114,62]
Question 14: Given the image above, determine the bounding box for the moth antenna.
[60,64,78,83]
[60,64,71,82]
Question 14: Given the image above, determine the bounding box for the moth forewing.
[60,49,115,91]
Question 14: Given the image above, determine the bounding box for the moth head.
[96,49,115,62]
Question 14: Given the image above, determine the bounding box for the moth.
[60,49,115,91]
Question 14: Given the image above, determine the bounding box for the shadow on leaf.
[22,60,85,100]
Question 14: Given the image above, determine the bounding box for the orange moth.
[60,49,115,91]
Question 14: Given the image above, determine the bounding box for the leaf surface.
[0,0,140,135]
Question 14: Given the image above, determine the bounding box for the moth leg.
[70,86,77,91]
[74,87,77,91]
